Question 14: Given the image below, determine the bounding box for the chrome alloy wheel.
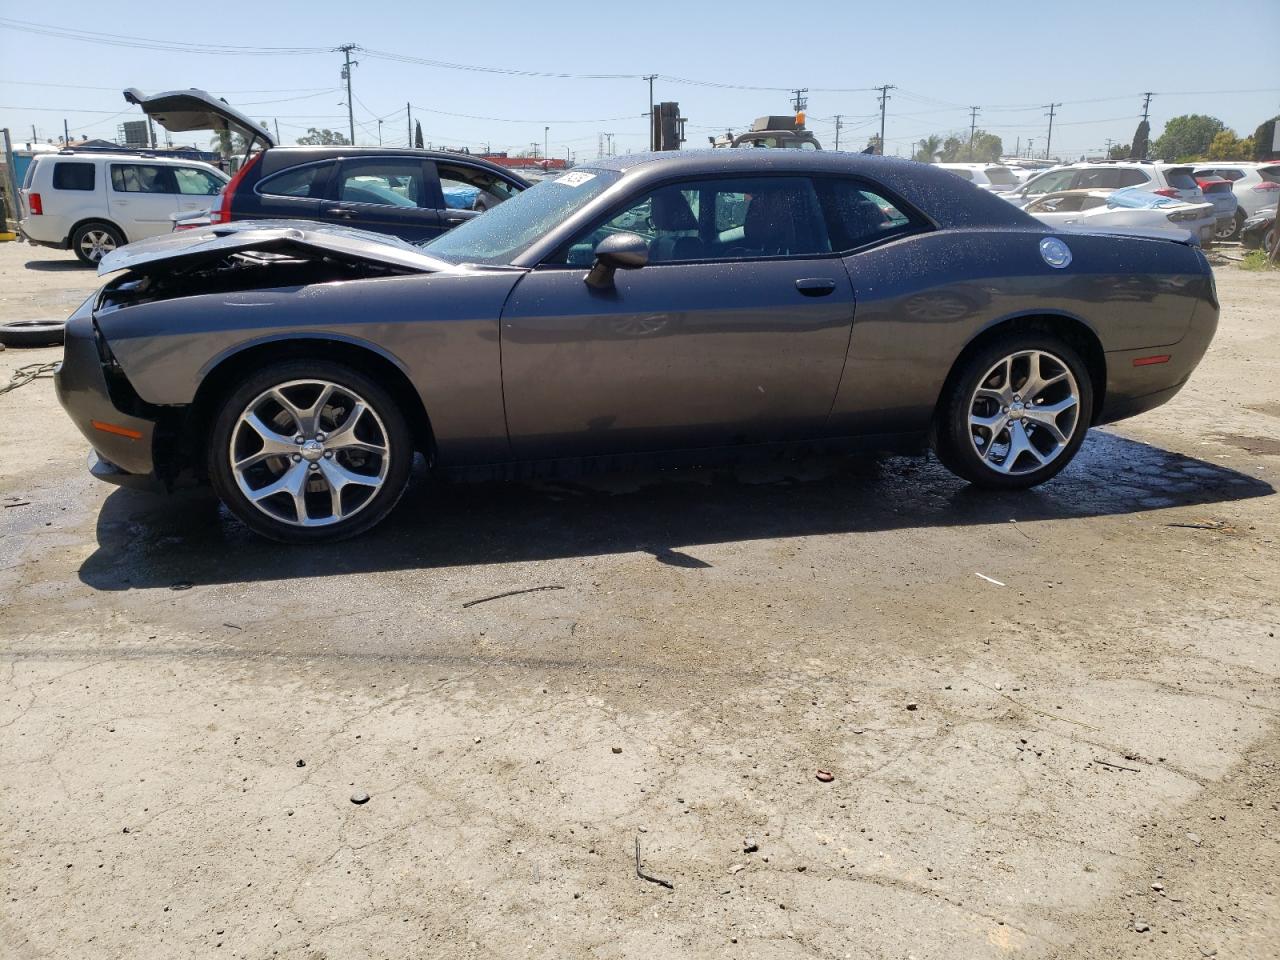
[968,349,1080,476]
[78,229,117,262]
[229,379,391,528]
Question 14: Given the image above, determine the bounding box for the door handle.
[795,278,837,296]
[443,216,466,225]
[324,207,357,219]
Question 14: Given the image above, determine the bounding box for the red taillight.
[29,192,42,215]
[211,152,262,224]
[1153,188,1180,198]
[1252,181,1280,192]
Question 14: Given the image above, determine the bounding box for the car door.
[107,163,182,240]
[324,157,442,241]
[498,175,855,459]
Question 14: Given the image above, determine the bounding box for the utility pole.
[544,126,549,162]
[1043,102,1061,160]
[336,43,358,145]
[968,106,981,160]
[1014,135,1020,158]
[406,103,412,147]
[1140,92,1154,124]
[1104,137,1114,158]
[64,118,70,145]
[790,88,809,114]
[833,115,843,151]
[1027,138,1035,159]
[377,119,383,146]
[644,74,657,150]
[875,84,895,155]
[273,118,281,144]
[31,124,37,145]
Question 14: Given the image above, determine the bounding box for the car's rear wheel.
[1216,210,1245,242]
[933,334,1093,489]
[208,360,413,543]
[71,221,124,266]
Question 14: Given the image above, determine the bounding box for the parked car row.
[16,88,530,263]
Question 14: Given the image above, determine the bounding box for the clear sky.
[2,1,1277,160]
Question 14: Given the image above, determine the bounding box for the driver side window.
[554,177,831,266]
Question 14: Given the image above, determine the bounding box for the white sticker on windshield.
[553,172,596,187]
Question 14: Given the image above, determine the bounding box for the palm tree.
[914,135,942,163]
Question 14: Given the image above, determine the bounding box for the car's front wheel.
[208,360,413,543]
[933,334,1093,489]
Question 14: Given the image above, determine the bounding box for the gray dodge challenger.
[54,150,1219,542]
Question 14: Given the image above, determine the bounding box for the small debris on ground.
[743,838,759,853]
[634,836,673,890]
[1133,919,1150,933]
[906,702,919,711]
[815,769,834,782]
[350,791,370,805]
[611,746,622,754]
[295,759,306,768]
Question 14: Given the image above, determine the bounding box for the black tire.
[70,220,125,266]
[1218,209,1245,243]
[933,333,1093,490]
[0,319,65,348]
[207,359,414,543]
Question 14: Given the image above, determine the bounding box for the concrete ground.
[1,240,1277,960]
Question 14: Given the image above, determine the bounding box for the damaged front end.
[57,223,451,490]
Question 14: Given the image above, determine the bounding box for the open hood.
[123,87,277,149]
[97,221,456,276]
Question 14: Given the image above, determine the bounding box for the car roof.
[258,147,530,184]
[576,150,1034,229]
[37,151,224,169]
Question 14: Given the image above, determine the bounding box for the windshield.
[425,169,622,264]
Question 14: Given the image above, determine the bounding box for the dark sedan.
[56,150,1219,542]
[126,88,528,241]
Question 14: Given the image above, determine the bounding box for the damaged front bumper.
[53,303,165,490]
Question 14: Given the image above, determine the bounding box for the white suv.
[1192,162,1280,239]
[18,151,228,265]
[934,163,1021,193]
[1003,162,1205,208]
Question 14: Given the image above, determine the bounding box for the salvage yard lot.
[1,241,1277,959]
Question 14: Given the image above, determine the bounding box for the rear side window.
[983,167,1017,186]
[944,167,974,181]
[816,180,915,251]
[1116,169,1150,187]
[52,162,95,191]
[1163,168,1198,190]
[1212,168,1246,182]
[1260,166,1280,184]
[1072,168,1120,189]
[110,164,175,194]
[257,162,333,199]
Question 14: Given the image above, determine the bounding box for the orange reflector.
[1132,355,1170,367]
[91,420,143,440]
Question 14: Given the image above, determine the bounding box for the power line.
[0,17,326,54]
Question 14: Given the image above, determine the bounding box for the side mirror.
[585,232,649,289]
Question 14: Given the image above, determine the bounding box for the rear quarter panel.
[830,227,1209,435]
[96,270,523,463]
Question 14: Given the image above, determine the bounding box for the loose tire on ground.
[932,333,1093,490]
[0,319,66,348]
[207,359,414,543]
